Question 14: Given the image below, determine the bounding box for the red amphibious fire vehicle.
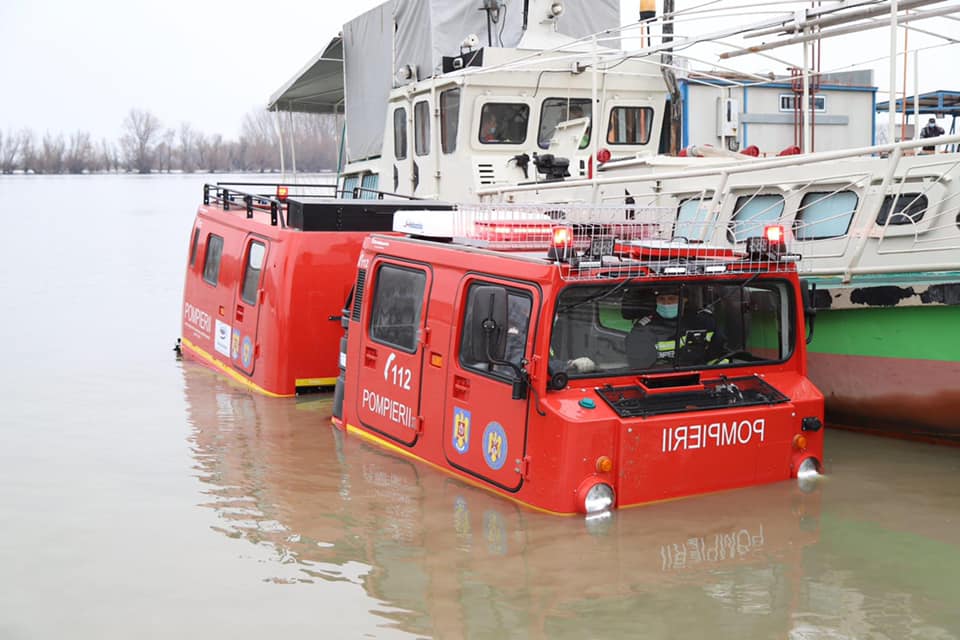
[179,182,451,396]
[332,205,825,515]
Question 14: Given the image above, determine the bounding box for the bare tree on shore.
[121,109,161,174]
[0,129,25,174]
[39,132,65,174]
[65,131,95,174]
[1,107,340,175]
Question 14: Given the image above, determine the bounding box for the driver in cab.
[625,287,723,369]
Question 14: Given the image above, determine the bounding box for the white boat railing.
[478,133,960,281]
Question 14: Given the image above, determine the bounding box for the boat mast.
[889,0,899,145]
[662,0,682,155]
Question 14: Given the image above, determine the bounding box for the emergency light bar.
[389,205,801,280]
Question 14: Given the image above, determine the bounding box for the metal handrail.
[203,183,287,228]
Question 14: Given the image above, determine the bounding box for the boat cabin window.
[538,98,592,150]
[478,103,529,145]
[202,234,224,286]
[393,108,408,160]
[795,191,858,240]
[342,174,359,199]
[414,100,430,157]
[360,174,379,200]
[550,281,791,376]
[189,228,200,267]
[440,89,461,154]
[241,241,266,305]
[729,194,785,242]
[876,193,927,226]
[675,197,713,242]
[369,264,426,353]
[607,106,653,145]
[460,283,531,380]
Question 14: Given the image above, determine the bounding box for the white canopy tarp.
[268,37,345,114]
[271,0,623,162]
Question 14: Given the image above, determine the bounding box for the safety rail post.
[223,187,230,212]
[843,145,903,281]
[270,201,278,227]
[244,195,253,219]
[203,184,210,205]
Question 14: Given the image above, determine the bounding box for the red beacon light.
[276,185,289,202]
[596,148,612,164]
[548,225,575,262]
[745,225,788,260]
[765,225,785,244]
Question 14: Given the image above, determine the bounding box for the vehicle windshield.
[549,280,793,376]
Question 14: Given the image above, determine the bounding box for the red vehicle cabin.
[180,183,451,396]
[334,208,824,515]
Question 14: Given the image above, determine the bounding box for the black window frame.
[551,278,795,377]
[794,190,859,240]
[876,193,928,226]
[189,227,200,267]
[440,88,461,154]
[414,100,431,157]
[240,240,266,306]
[729,194,786,243]
[606,106,654,145]
[393,107,408,160]
[537,97,593,150]
[459,283,533,382]
[368,263,427,353]
[202,234,224,286]
[478,102,530,145]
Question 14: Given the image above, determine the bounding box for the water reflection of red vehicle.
[183,364,820,638]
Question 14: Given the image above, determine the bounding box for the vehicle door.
[354,257,432,446]
[391,104,414,196]
[230,235,267,376]
[443,278,540,492]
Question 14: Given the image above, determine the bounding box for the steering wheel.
[714,349,754,364]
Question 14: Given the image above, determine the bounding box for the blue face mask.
[657,303,679,319]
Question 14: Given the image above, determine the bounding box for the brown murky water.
[1,174,958,638]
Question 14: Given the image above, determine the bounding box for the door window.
[240,241,265,305]
[393,108,408,160]
[414,100,430,157]
[369,264,426,352]
[440,89,461,153]
[460,284,532,380]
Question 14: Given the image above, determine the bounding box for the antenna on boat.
[480,0,501,47]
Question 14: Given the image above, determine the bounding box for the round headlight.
[583,482,615,514]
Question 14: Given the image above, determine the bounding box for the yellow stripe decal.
[295,377,338,387]
[343,423,573,517]
[181,337,292,398]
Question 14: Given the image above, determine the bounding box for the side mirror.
[465,286,508,363]
[800,279,817,344]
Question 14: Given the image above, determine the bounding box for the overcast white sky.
[1,0,957,141]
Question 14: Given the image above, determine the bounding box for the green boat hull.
[806,301,960,442]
